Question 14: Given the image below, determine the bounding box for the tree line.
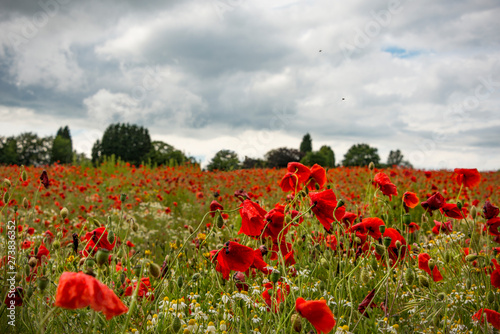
[206,133,412,171]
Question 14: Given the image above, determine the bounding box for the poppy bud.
[270,269,280,283]
[3,178,11,188]
[369,162,375,170]
[383,237,392,248]
[107,230,115,244]
[173,316,182,333]
[428,259,436,272]
[291,314,302,332]
[354,236,362,245]
[375,244,386,256]
[53,239,61,250]
[92,219,101,228]
[470,206,477,219]
[177,275,184,288]
[38,277,49,291]
[216,214,224,228]
[379,225,386,234]
[28,256,38,268]
[60,207,68,219]
[370,257,378,271]
[405,267,415,286]
[403,214,411,226]
[27,285,33,299]
[147,262,160,280]
[444,251,452,263]
[437,292,446,301]
[487,291,495,304]
[3,191,9,204]
[132,222,138,232]
[360,268,370,284]
[395,240,401,249]
[96,249,109,266]
[23,197,29,209]
[25,265,31,277]
[120,193,127,202]
[466,278,471,290]
[86,258,96,268]
[456,201,463,210]
[133,265,141,277]
[336,199,345,209]
[466,254,478,262]
[418,275,430,288]
[21,170,27,182]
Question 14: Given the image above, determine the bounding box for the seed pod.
[86,258,96,268]
[37,277,49,291]
[379,225,386,235]
[95,249,109,266]
[60,207,68,219]
[120,193,127,202]
[405,267,415,286]
[291,314,302,332]
[418,275,430,288]
[173,316,182,333]
[149,262,161,279]
[26,285,33,299]
[403,214,411,226]
[383,237,392,247]
[375,244,386,256]
[28,257,38,268]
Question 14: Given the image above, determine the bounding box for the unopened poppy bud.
[418,275,430,288]
[173,316,182,333]
[360,268,370,284]
[52,239,61,250]
[379,225,386,234]
[37,277,49,291]
[28,257,37,268]
[291,314,302,332]
[437,292,446,301]
[336,199,345,209]
[95,249,109,266]
[92,219,101,228]
[375,244,386,256]
[3,191,9,204]
[133,265,141,277]
[26,285,33,299]
[21,169,27,182]
[428,259,436,272]
[107,230,115,244]
[86,258,96,268]
[369,162,375,170]
[466,254,479,262]
[177,275,184,288]
[270,269,280,283]
[470,206,477,219]
[3,178,11,188]
[25,266,31,276]
[149,262,161,279]
[444,251,452,263]
[132,222,138,232]
[456,201,463,210]
[354,236,362,245]
[466,278,471,289]
[23,197,29,209]
[60,207,68,219]
[403,214,411,226]
[405,267,415,286]
[487,290,495,303]
[120,193,127,202]
[383,237,392,247]
[395,240,401,249]
[370,257,378,271]
[216,214,224,228]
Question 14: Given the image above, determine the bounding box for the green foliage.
[300,151,327,166]
[387,149,413,168]
[0,137,19,165]
[16,132,53,166]
[342,143,381,167]
[265,147,303,168]
[299,133,313,154]
[97,123,152,166]
[51,136,72,164]
[145,141,190,167]
[319,145,335,167]
[241,156,267,169]
[207,149,240,171]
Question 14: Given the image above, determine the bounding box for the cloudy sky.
[0,0,499,169]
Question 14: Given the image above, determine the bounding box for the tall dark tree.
[0,137,19,165]
[265,147,302,168]
[342,143,381,167]
[207,149,240,171]
[91,139,102,165]
[51,126,73,164]
[300,133,313,154]
[319,145,335,167]
[100,123,152,166]
[387,149,403,166]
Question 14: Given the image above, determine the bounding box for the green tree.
[241,156,267,169]
[265,147,302,168]
[100,123,152,166]
[16,132,52,166]
[145,141,189,166]
[91,139,102,165]
[319,145,335,167]
[0,137,19,165]
[51,135,72,164]
[386,149,403,166]
[342,143,380,167]
[300,133,313,154]
[300,151,327,166]
[207,149,240,171]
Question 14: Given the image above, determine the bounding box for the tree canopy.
[51,126,73,164]
[299,133,312,154]
[342,143,380,167]
[207,149,240,171]
[265,147,302,168]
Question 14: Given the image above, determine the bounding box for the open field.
[1,162,500,333]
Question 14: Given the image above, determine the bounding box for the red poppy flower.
[373,172,398,200]
[307,164,327,190]
[486,218,500,236]
[262,282,290,312]
[341,212,357,228]
[454,168,481,188]
[123,277,154,300]
[418,253,443,282]
[408,222,420,233]
[421,192,445,216]
[483,201,499,220]
[40,170,50,189]
[238,200,267,238]
[126,240,135,248]
[383,228,407,263]
[403,192,419,208]
[21,240,33,250]
[279,172,301,193]
[81,227,116,257]
[490,259,500,289]
[473,308,500,329]
[55,271,128,320]
[4,286,23,307]
[432,220,453,235]
[358,289,376,318]
[210,241,255,280]
[351,217,385,241]
[309,189,345,232]
[269,240,293,261]
[295,297,336,334]
[209,200,224,217]
[287,162,311,185]
[441,203,464,219]
[263,205,289,242]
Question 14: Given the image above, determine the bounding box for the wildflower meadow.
[1,162,500,334]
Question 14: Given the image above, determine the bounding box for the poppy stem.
[121,264,144,334]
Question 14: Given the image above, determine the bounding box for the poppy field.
[1,162,500,334]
